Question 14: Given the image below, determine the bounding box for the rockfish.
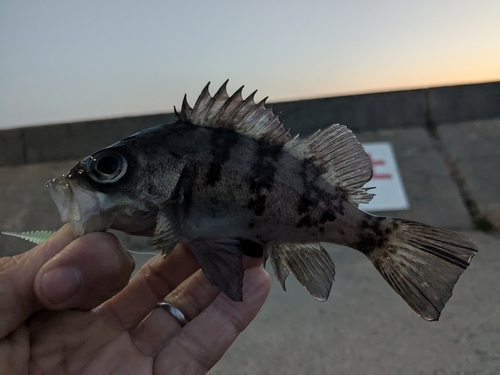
[47,82,477,321]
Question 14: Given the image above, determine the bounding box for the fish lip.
[46,176,103,237]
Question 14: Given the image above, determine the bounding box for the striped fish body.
[126,122,360,245]
[47,82,477,321]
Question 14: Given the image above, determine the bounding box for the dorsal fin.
[179,82,374,205]
[284,124,374,205]
[179,81,292,145]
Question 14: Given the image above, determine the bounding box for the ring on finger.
[156,301,188,327]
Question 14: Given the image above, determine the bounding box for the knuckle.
[0,257,27,312]
[175,329,215,372]
[0,256,18,273]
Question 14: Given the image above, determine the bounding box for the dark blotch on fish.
[246,141,281,217]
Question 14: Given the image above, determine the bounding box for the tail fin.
[368,219,477,321]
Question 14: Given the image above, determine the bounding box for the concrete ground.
[212,231,499,375]
[0,118,499,374]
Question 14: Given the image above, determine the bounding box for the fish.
[46,81,477,321]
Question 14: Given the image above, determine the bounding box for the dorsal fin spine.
[213,85,244,125]
[276,128,292,143]
[203,80,229,124]
[252,99,274,136]
[235,95,261,128]
[180,82,292,145]
[180,95,192,122]
[261,114,283,140]
[221,86,246,124]
[191,82,211,120]
[241,98,270,134]
[232,90,258,127]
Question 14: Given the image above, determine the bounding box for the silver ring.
[156,301,188,327]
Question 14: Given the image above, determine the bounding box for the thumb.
[34,231,134,310]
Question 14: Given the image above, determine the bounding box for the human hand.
[0,225,270,374]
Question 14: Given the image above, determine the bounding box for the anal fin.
[190,238,244,301]
[267,250,290,291]
[267,242,335,301]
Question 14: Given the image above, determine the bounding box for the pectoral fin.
[190,238,244,301]
[266,242,335,301]
[148,201,182,256]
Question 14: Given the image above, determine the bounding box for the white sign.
[359,142,409,212]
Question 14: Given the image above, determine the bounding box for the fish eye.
[85,150,128,184]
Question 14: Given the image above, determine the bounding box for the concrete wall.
[1,81,499,167]
[0,113,177,166]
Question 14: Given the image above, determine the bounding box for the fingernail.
[41,267,83,305]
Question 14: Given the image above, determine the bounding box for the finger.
[164,254,264,322]
[34,232,135,311]
[98,244,200,331]
[131,268,220,356]
[154,267,270,374]
[0,225,75,338]
[243,255,264,269]
[130,255,265,356]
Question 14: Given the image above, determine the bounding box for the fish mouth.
[46,176,108,237]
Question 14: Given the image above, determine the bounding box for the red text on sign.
[368,153,392,180]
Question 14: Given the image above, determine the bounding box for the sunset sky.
[1,0,499,129]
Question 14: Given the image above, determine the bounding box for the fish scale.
[44,81,478,321]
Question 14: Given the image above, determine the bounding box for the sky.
[1,1,499,129]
